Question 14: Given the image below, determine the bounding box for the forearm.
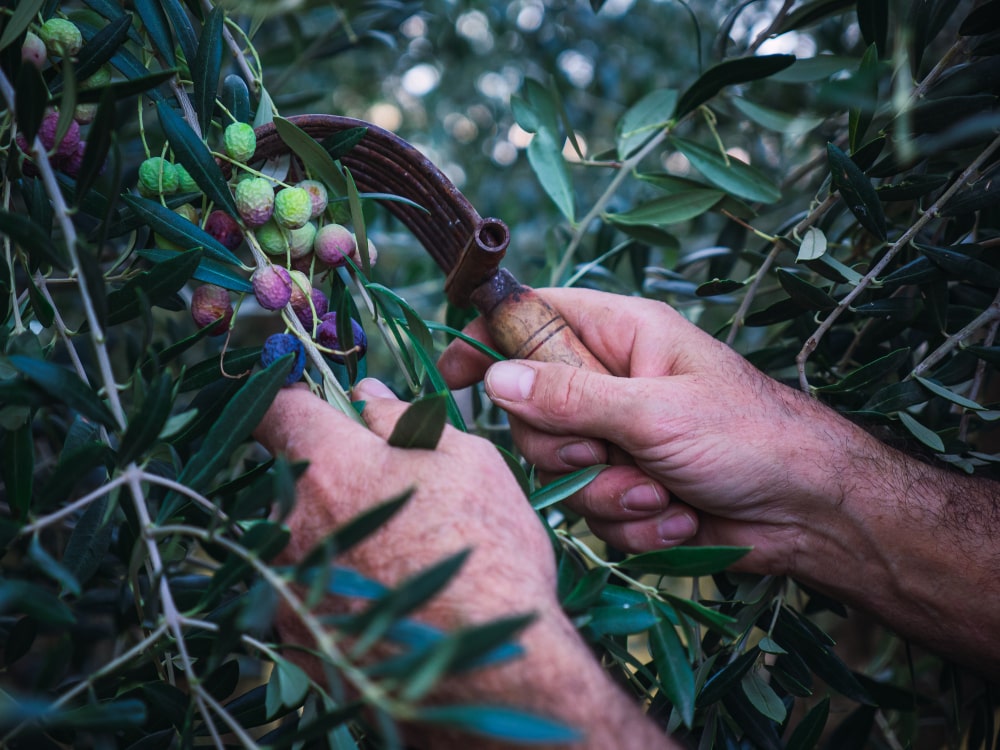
[788,423,1000,676]
[417,604,679,750]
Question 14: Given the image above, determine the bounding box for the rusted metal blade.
[250,114,509,307]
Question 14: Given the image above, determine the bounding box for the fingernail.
[658,513,696,543]
[355,378,396,400]
[621,483,664,512]
[486,362,535,402]
[558,441,600,467]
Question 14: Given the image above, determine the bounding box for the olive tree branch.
[152,522,412,719]
[0,623,170,745]
[726,194,837,347]
[0,69,127,430]
[909,288,1000,380]
[795,132,1000,392]
[549,124,672,286]
[125,472,225,743]
[19,472,127,535]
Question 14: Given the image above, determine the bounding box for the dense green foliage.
[1,0,999,747]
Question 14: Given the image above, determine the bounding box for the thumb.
[484,360,648,443]
[353,377,411,441]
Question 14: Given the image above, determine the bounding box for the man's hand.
[254,380,680,749]
[439,288,855,573]
[439,288,1000,677]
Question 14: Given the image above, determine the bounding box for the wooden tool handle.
[469,270,610,374]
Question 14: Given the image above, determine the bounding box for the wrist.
[782,421,1000,675]
[423,603,678,750]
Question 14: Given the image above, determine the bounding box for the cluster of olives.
[15,19,110,178]
[140,121,373,386]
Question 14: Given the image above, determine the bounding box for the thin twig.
[726,194,837,347]
[0,69,127,429]
[796,133,1000,391]
[549,125,673,286]
[910,290,1000,380]
[19,473,128,535]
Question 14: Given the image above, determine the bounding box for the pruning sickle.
[252,114,610,375]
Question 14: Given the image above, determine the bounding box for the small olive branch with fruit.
[0,4,572,746]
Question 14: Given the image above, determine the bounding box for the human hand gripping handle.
[439,287,1000,678]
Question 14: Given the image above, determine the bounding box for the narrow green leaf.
[650,617,696,728]
[758,636,787,654]
[675,55,795,119]
[223,74,251,123]
[15,60,49,146]
[607,190,722,226]
[159,0,198,64]
[786,695,830,750]
[156,100,238,216]
[857,0,888,53]
[29,535,81,597]
[51,698,148,730]
[698,649,760,706]
[670,137,781,203]
[530,465,607,510]
[37,440,111,510]
[349,550,470,654]
[25,272,54,326]
[0,0,44,52]
[75,90,116,201]
[320,127,368,160]
[106,248,200,327]
[272,657,310,715]
[75,68,176,103]
[898,411,945,451]
[1,423,33,518]
[696,278,744,297]
[386,394,447,450]
[0,211,67,271]
[617,88,678,158]
[169,353,294,498]
[918,243,1000,286]
[134,0,176,67]
[586,602,661,636]
[777,268,837,310]
[527,129,574,222]
[0,580,75,626]
[849,45,879,152]
[721,689,784,750]
[192,5,224,135]
[7,355,117,427]
[827,142,887,241]
[772,609,872,703]
[64,12,134,86]
[877,174,948,201]
[118,373,175,466]
[742,670,787,723]
[122,194,241,266]
[324,489,412,555]
[778,0,855,32]
[960,0,1000,35]
[77,242,108,330]
[178,347,261,392]
[622,546,750,577]
[658,594,740,638]
[274,116,348,196]
[730,97,824,133]
[815,347,910,393]
[137,248,252,293]
[62,494,115,586]
[915,375,985,410]
[416,705,580,744]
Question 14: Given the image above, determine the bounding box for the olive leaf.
[386,393,448,450]
[827,141,887,241]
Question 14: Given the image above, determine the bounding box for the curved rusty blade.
[251,114,509,306]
